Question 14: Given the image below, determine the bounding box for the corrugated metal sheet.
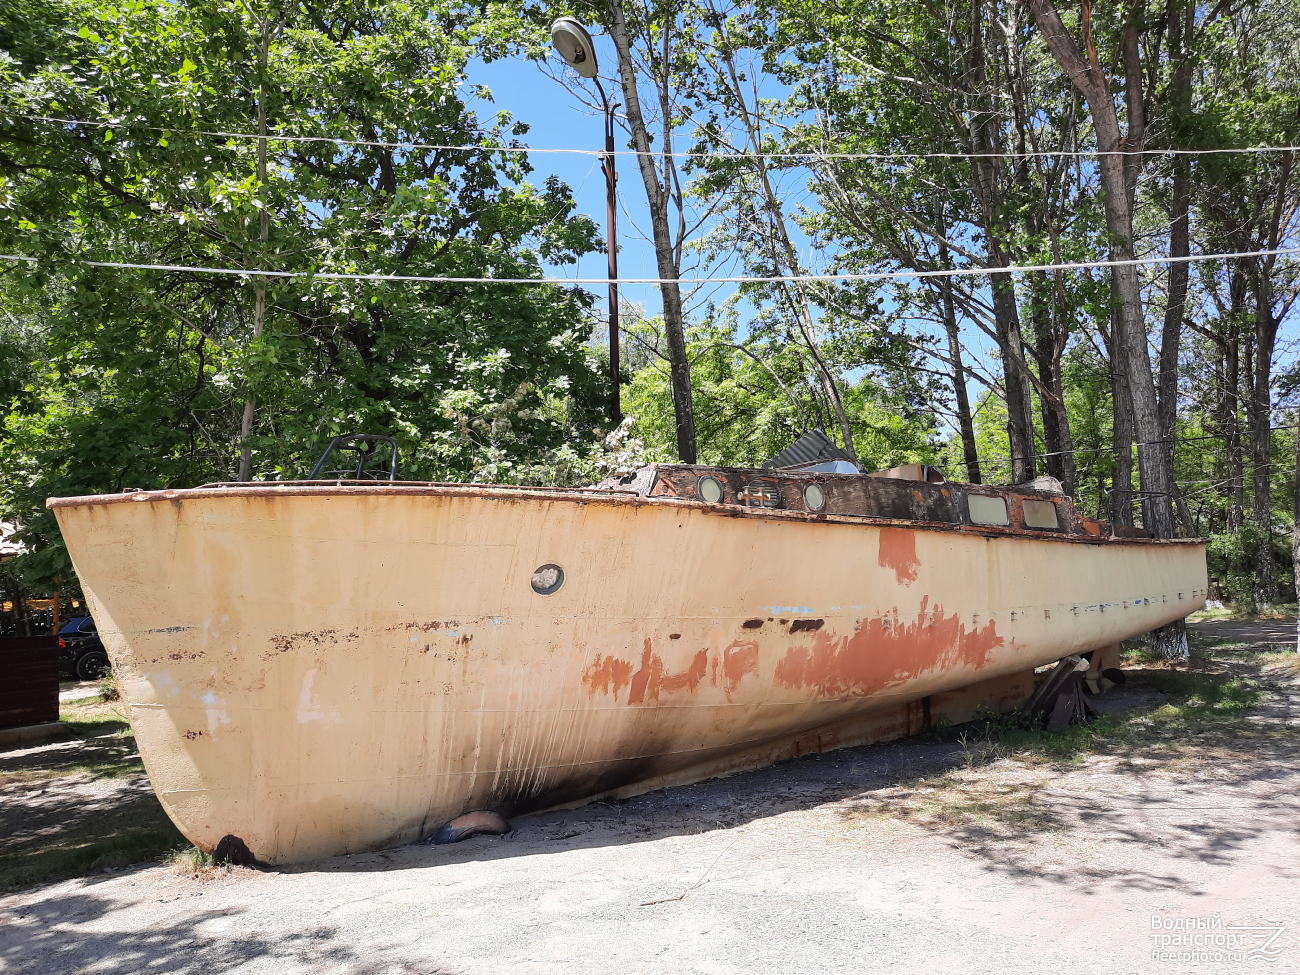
[761,430,857,471]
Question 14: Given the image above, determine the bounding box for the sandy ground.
[2,638,1298,974]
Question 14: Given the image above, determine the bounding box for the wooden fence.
[0,636,59,729]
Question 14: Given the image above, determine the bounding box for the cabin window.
[1022,499,1060,530]
[696,476,724,504]
[531,564,565,595]
[804,483,826,511]
[967,493,1009,526]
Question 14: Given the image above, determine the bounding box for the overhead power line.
[16,115,1300,162]
[2,246,1298,286]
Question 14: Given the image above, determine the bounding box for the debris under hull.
[51,482,1206,863]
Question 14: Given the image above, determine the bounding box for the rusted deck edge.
[46,482,1205,548]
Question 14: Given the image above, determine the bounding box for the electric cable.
[2,246,1297,286]
[15,114,1300,162]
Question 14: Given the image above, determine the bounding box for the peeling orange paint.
[582,655,634,699]
[587,636,762,705]
[774,596,1001,698]
[627,640,709,704]
[878,527,921,585]
[586,639,720,705]
[721,641,760,700]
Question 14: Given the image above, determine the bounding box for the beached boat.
[50,446,1206,863]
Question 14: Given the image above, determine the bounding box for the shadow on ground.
[1189,616,1296,646]
[6,642,1298,917]
[1,890,452,974]
[0,730,185,892]
[272,661,1300,902]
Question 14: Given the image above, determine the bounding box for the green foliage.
[0,0,606,588]
[623,315,939,469]
[2,0,1299,609]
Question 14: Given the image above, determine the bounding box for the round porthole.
[804,483,826,512]
[530,563,565,595]
[696,475,724,504]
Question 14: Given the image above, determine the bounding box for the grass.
[838,643,1296,839]
[1187,602,1297,623]
[918,647,1277,772]
[0,701,138,789]
[0,831,191,893]
[0,697,188,892]
[1188,605,1241,622]
[168,845,215,874]
[1258,651,1300,676]
[838,774,1063,837]
[59,697,133,736]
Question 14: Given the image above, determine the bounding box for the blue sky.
[467,48,1000,450]
[463,45,1299,464]
[469,54,671,313]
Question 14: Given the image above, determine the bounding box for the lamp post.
[550,17,621,426]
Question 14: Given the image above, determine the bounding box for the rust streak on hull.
[582,655,635,700]
[626,641,710,704]
[774,598,1002,699]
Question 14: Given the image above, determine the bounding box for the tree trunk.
[603,0,697,462]
[1027,271,1076,494]
[238,13,271,482]
[1217,288,1246,530]
[1246,143,1292,607]
[1293,419,1300,652]
[1029,274,1062,482]
[941,275,982,483]
[1109,312,1135,528]
[1025,0,1184,656]
[1158,0,1193,445]
[1248,269,1279,607]
[1160,159,1191,531]
[966,0,1035,483]
[989,272,1037,483]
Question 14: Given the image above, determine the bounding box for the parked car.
[58,616,112,680]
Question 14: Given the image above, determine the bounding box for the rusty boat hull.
[50,474,1207,863]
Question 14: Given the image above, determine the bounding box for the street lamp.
[550,17,621,426]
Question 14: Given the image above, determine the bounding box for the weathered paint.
[877,528,921,585]
[49,480,1207,864]
[773,598,1003,698]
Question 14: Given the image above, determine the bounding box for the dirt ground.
[0,698,185,894]
[1188,616,1297,647]
[2,628,1298,975]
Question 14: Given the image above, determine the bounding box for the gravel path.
[3,659,1298,974]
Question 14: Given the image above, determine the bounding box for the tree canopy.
[2,0,1299,636]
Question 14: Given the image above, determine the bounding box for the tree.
[770,0,1101,485]
[1023,0,1186,655]
[683,0,858,457]
[586,0,701,462]
[0,0,606,589]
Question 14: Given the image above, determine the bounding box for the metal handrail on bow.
[307,434,399,481]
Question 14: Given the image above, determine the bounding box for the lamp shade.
[550,18,599,78]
